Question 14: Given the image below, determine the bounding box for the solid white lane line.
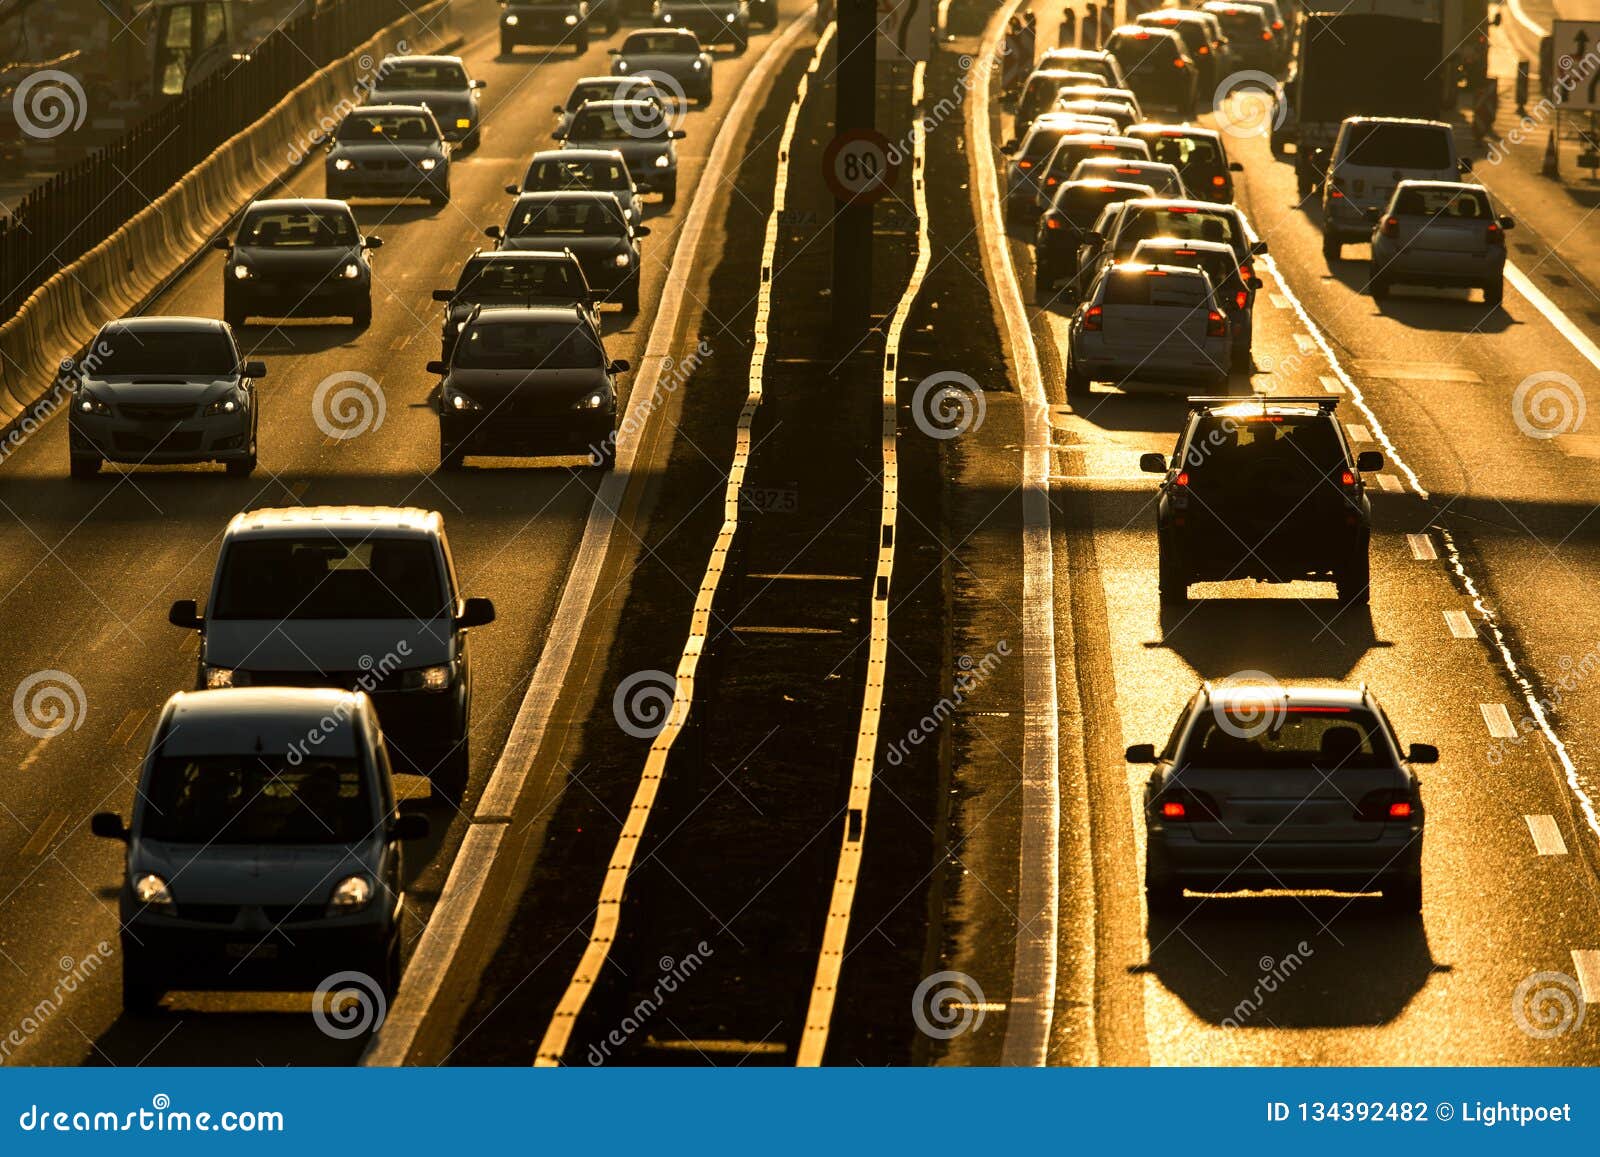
[361,10,821,1067]
[1407,532,1438,560]
[973,0,1066,1068]
[797,55,926,1068]
[1481,702,1517,738]
[1506,262,1600,376]
[1572,950,1600,1002]
[1524,814,1567,856]
[1444,610,1476,639]
[531,21,837,1069]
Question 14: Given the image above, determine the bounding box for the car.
[500,0,593,55]
[1129,683,1431,913]
[366,54,485,149]
[653,0,749,51]
[430,305,629,471]
[747,0,778,29]
[167,506,496,802]
[1130,237,1259,368]
[556,98,687,202]
[1052,98,1139,132]
[611,28,715,104]
[1065,263,1231,395]
[1368,180,1512,305]
[1001,121,1140,218]
[432,250,596,361]
[1125,123,1243,203]
[1219,0,1289,67]
[1093,196,1266,279]
[1041,112,1121,136]
[1075,198,1138,281]
[487,190,650,309]
[65,316,261,479]
[325,105,452,206]
[1321,117,1465,262]
[1134,10,1225,89]
[1014,68,1109,136]
[1052,83,1143,122]
[1105,25,1197,117]
[1035,46,1128,89]
[1033,133,1151,216]
[1139,395,1382,602]
[554,75,666,135]
[1200,1,1277,71]
[513,147,642,225]
[217,199,381,328]
[1034,179,1156,301]
[92,687,431,1012]
[1069,157,1186,197]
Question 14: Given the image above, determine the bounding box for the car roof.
[158,688,367,758]
[1137,9,1211,23]
[1129,122,1222,141]
[1109,23,1184,40]
[1057,179,1157,195]
[536,147,629,162]
[465,249,580,265]
[572,74,659,87]
[573,98,661,112]
[351,103,439,116]
[1202,683,1371,712]
[514,189,624,207]
[468,304,590,324]
[101,315,227,334]
[1393,179,1484,192]
[379,54,464,66]
[246,198,352,213]
[1122,195,1238,213]
[224,506,443,539]
[1192,396,1339,419]
[1133,236,1235,253]
[1341,115,1451,130]
[625,26,699,37]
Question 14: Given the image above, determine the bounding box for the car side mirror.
[212,236,232,252]
[1000,139,1018,155]
[1229,161,1243,171]
[432,289,454,302]
[635,226,651,237]
[1125,743,1157,763]
[1139,452,1167,474]
[243,360,267,379]
[391,813,430,841]
[552,127,568,140]
[608,358,631,374]
[457,597,496,629]
[1250,240,1268,255]
[1355,450,1384,472]
[1248,276,1263,289]
[426,360,447,376]
[365,236,384,249]
[168,599,203,630]
[485,225,503,239]
[1406,743,1438,764]
[472,79,487,90]
[671,129,687,139]
[505,184,521,196]
[91,812,129,842]
[1498,215,1515,231]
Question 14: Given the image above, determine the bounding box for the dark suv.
[500,0,595,55]
[1140,397,1383,604]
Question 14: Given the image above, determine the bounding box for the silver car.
[1130,684,1432,914]
[66,316,260,478]
[1065,263,1231,394]
[366,54,485,148]
[92,687,430,1011]
[1368,180,1512,306]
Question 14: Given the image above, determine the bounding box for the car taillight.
[1017,159,1033,170]
[1046,175,1059,185]
[1083,304,1103,331]
[1272,19,1283,29]
[1329,185,1345,199]
[1161,800,1187,818]
[1355,789,1417,822]
[1261,29,1273,39]
[1380,215,1399,238]
[1389,801,1413,818]
[1211,174,1226,187]
[1198,44,1210,54]
[1153,789,1216,821]
[1205,310,1226,336]
[1239,264,1253,282]
[1045,215,1063,230]
[1173,470,1190,486]
[1487,222,1505,246]
[1173,56,1187,67]
[1340,468,1356,486]
[1234,288,1248,309]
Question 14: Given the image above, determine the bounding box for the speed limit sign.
[822,129,899,205]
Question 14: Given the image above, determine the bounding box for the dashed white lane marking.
[1268,292,1289,309]
[1293,332,1315,354]
[1444,610,1476,638]
[1375,473,1402,493]
[1481,702,1518,738]
[1345,423,1372,442]
[19,811,67,858]
[1524,814,1568,856]
[17,738,49,772]
[1407,532,1438,560]
[1318,374,1344,393]
[1572,950,1600,1002]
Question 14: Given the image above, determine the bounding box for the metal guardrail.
[0,0,413,323]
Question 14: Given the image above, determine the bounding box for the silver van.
[1320,116,1465,261]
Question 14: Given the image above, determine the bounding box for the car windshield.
[1117,206,1238,253]
[1055,183,1152,226]
[508,198,623,236]
[1102,268,1210,307]
[95,329,236,376]
[1073,160,1178,191]
[1042,54,1114,82]
[1342,123,1452,169]
[567,81,653,110]
[457,259,584,299]
[1048,140,1142,174]
[453,321,605,370]
[1184,411,1348,476]
[1142,17,1207,51]
[1109,32,1181,63]
[377,61,468,90]
[1133,244,1238,290]
[1392,186,1489,217]
[211,537,446,620]
[571,105,663,139]
[142,753,372,844]
[1181,707,1392,770]
[1143,133,1223,171]
[239,208,357,248]
[624,33,695,52]
[528,157,629,190]
[337,112,437,141]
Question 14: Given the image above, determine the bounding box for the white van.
[1320,117,1465,261]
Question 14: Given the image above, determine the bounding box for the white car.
[1069,157,1186,198]
[1320,116,1465,261]
[1065,263,1231,394]
[1368,180,1512,305]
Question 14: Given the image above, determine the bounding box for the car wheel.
[575,29,589,53]
[226,445,256,478]
[1369,274,1390,300]
[1380,874,1422,914]
[1337,548,1371,605]
[1065,353,1090,396]
[1157,537,1189,605]
[660,179,677,207]
[223,305,246,329]
[500,31,515,55]
[353,298,373,328]
[121,962,162,1014]
[620,279,640,313]
[440,439,466,471]
[431,741,470,804]
[69,455,101,479]
[1484,279,1504,307]
[1321,234,1341,263]
[592,436,618,471]
[429,188,450,208]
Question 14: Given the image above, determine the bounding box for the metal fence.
[0,0,412,322]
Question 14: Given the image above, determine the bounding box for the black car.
[653,0,749,50]
[366,54,485,148]
[1134,10,1224,90]
[218,199,381,328]
[486,190,649,310]
[325,105,452,206]
[1105,25,1197,117]
[1126,123,1243,203]
[1034,178,1155,301]
[1141,397,1383,604]
[501,0,594,55]
[432,250,595,360]
[430,306,628,470]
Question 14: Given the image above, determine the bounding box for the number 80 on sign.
[822,129,899,205]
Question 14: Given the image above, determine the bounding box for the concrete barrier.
[0,0,458,426]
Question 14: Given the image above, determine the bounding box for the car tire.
[1065,353,1090,396]
[1484,279,1504,307]
[431,740,470,804]
[121,962,162,1014]
[1321,234,1341,263]
[575,29,589,53]
[223,303,246,329]
[226,444,256,478]
[1157,538,1189,605]
[353,298,373,328]
[1381,874,1422,914]
[620,279,640,312]
[440,438,466,471]
[69,455,100,479]
[1337,548,1371,606]
[500,32,515,55]
[660,179,677,207]
[429,188,450,208]
[592,436,617,471]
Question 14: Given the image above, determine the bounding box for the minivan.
[1320,117,1464,261]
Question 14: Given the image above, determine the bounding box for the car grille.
[359,158,417,171]
[176,903,239,924]
[243,669,368,691]
[119,402,197,421]
[113,430,203,452]
[261,902,325,925]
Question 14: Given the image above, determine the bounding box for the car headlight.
[456,320,468,332]
[564,12,578,22]
[613,252,632,267]
[444,387,481,412]
[616,59,629,69]
[504,12,519,23]
[76,392,110,416]
[456,117,471,129]
[661,12,672,19]
[397,663,453,692]
[341,262,362,279]
[333,157,355,171]
[574,389,610,411]
[133,874,174,907]
[725,11,736,20]
[204,395,240,416]
[692,59,704,70]
[328,875,373,912]
[202,665,241,688]
[419,157,438,170]
[231,264,253,280]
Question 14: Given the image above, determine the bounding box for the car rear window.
[509,197,624,236]
[1102,268,1210,307]
[1056,183,1151,225]
[1141,16,1208,52]
[454,320,604,370]
[143,754,372,844]
[1109,31,1182,62]
[1181,707,1393,770]
[1184,412,1348,475]
[1142,134,1223,170]
[96,329,236,376]
[1048,139,1144,174]
[1074,159,1179,191]
[213,537,446,620]
[1341,122,1452,170]
[567,81,654,110]
[1132,244,1237,289]
[527,157,629,190]
[1392,186,1489,218]
[1210,8,1266,35]
[458,259,583,299]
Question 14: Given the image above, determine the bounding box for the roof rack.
[1186,394,1339,411]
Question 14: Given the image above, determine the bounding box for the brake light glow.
[1198,44,1210,53]
[1133,30,1151,38]
[1174,471,1190,486]
[1234,288,1248,309]
[1173,247,1196,255]
[1045,215,1063,230]
[1272,18,1284,29]
[1083,304,1103,331]
[1161,800,1187,818]
[1388,801,1413,818]
[1340,469,1356,486]
[1239,264,1253,281]
[1380,215,1399,238]
[1211,174,1226,187]
[1116,166,1140,174]
[1261,29,1273,39]
[1173,57,1187,67]
[1487,222,1505,246]
[1205,309,1226,336]
[1017,159,1033,170]
[1170,206,1196,213]
[1329,187,1345,199]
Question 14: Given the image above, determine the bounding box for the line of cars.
[1002,32,1436,918]
[74,17,764,1011]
